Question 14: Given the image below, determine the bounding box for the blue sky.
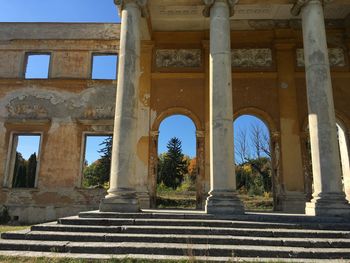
[0,0,120,23]
[3,0,269,164]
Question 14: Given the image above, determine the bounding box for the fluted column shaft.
[203,0,244,215]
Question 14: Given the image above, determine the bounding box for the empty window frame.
[7,134,42,188]
[24,53,51,79]
[82,134,113,188]
[91,54,118,80]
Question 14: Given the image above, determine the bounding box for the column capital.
[291,0,331,16]
[202,0,239,17]
[114,0,149,17]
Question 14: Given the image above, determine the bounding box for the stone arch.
[233,107,280,210]
[149,108,205,209]
[233,107,278,134]
[151,107,203,132]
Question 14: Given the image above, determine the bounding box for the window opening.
[24,54,51,79]
[82,135,112,188]
[11,134,41,188]
[91,54,118,80]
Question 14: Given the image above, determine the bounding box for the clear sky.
[0,0,120,23]
[3,0,270,164]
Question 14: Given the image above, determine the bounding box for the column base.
[305,193,350,217]
[137,191,150,209]
[205,190,244,215]
[280,191,306,214]
[99,188,140,213]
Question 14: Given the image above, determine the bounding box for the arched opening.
[302,118,350,201]
[233,114,274,211]
[152,114,201,210]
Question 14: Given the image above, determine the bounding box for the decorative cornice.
[202,0,239,17]
[114,0,149,17]
[291,0,331,16]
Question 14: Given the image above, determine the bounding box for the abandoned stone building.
[0,0,350,224]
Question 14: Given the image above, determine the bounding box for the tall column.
[203,0,244,215]
[100,0,147,212]
[292,0,350,216]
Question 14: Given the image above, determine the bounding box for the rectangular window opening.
[91,54,118,80]
[82,135,113,189]
[24,53,51,79]
[11,134,41,188]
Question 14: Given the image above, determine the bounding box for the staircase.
[1,210,350,262]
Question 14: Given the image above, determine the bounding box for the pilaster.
[274,39,306,213]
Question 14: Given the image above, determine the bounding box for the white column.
[100,0,147,212]
[292,0,350,216]
[203,0,244,215]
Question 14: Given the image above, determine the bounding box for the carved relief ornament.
[291,0,331,16]
[114,0,148,17]
[155,49,202,68]
[202,0,239,17]
[232,48,273,68]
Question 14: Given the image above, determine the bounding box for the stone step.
[0,251,348,263]
[3,230,350,248]
[30,222,350,239]
[79,210,350,224]
[0,239,349,259]
[59,216,350,230]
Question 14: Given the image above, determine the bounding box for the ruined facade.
[0,0,350,223]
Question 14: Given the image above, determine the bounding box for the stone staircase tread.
[5,230,350,241]
[79,210,350,223]
[1,251,349,262]
[36,222,350,234]
[1,239,350,254]
[58,217,350,231]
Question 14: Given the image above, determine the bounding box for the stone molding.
[196,130,205,138]
[232,48,273,68]
[114,0,149,17]
[155,49,202,68]
[202,0,239,17]
[291,0,331,16]
[296,48,346,67]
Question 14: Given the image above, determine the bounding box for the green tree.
[157,137,188,189]
[12,152,26,188]
[83,136,112,188]
[27,153,37,187]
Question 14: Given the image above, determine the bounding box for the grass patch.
[239,194,273,211]
[156,190,196,209]
[156,187,273,211]
[0,225,30,233]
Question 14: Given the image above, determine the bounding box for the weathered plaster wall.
[0,23,119,223]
